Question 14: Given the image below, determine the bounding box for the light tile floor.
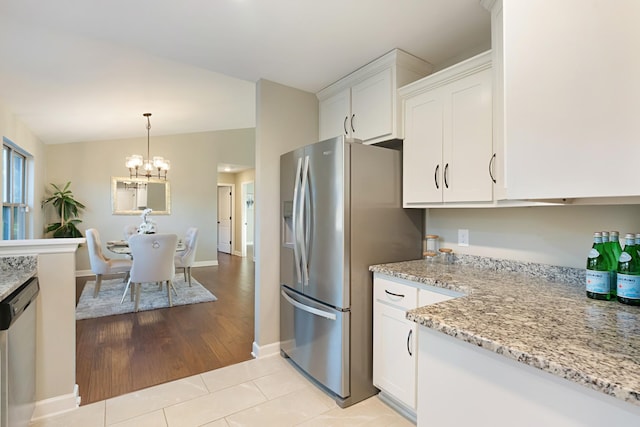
[30,355,414,427]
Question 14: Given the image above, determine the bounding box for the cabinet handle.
[407,329,413,356]
[343,116,349,136]
[350,114,355,133]
[444,163,449,189]
[489,153,497,184]
[434,164,440,189]
[384,289,405,298]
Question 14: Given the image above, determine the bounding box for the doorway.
[217,185,233,254]
[241,181,255,260]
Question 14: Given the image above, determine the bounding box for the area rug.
[76,276,217,320]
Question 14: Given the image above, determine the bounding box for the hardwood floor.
[75,252,255,405]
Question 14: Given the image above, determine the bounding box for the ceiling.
[0,0,490,145]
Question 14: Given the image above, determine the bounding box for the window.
[3,142,28,239]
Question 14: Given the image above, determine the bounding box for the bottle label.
[586,270,610,294]
[617,274,640,299]
[588,249,600,258]
[619,252,632,262]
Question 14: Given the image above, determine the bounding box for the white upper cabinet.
[318,88,350,142]
[400,52,494,207]
[317,49,432,145]
[485,0,640,200]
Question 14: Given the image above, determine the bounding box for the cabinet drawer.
[374,277,418,310]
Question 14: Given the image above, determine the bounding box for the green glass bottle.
[608,231,622,297]
[616,233,640,306]
[609,231,623,265]
[586,232,612,300]
[601,231,617,297]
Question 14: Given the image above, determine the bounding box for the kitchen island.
[371,257,640,426]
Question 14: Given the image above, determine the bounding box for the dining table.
[106,239,186,255]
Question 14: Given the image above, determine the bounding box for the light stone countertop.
[0,256,37,300]
[370,256,640,407]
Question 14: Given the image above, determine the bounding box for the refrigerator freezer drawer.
[280,286,350,399]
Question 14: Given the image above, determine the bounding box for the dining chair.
[86,228,132,298]
[175,227,199,286]
[123,224,138,240]
[128,233,178,312]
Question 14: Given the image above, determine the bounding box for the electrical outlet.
[458,229,469,247]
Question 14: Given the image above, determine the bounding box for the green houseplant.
[42,182,86,238]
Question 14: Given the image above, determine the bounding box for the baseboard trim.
[31,384,80,422]
[76,260,219,277]
[252,341,281,358]
[233,250,242,257]
[378,391,417,424]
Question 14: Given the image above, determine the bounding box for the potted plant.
[42,182,86,238]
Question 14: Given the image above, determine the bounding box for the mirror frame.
[111,176,171,215]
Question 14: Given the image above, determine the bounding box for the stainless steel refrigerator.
[280,136,422,407]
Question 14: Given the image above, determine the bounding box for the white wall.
[0,101,46,239]
[427,204,640,269]
[254,79,318,354]
[45,128,255,271]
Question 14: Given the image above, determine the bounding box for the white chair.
[123,224,138,240]
[175,227,199,286]
[86,228,132,298]
[128,233,178,312]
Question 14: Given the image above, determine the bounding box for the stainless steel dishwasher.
[0,276,39,427]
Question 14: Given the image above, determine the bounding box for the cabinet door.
[351,68,393,143]
[403,88,445,205]
[443,68,493,202]
[373,301,417,410]
[319,88,350,141]
[502,1,640,199]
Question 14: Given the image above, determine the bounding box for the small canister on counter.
[423,250,438,263]
[439,247,454,265]
[426,234,439,254]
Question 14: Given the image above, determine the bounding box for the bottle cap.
[439,248,453,253]
[625,233,635,240]
[611,231,619,237]
[602,231,609,237]
[593,232,602,237]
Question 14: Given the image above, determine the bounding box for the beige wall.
[427,204,640,269]
[0,101,46,239]
[254,79,318,353]
[45,128,255,271]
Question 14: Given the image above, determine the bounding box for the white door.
[217,185,232,253]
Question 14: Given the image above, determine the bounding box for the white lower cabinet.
[374,301,417,409]
[373,273,460,421]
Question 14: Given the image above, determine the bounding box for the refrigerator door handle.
[292,157,303,284]
[299,155,310,286]
[281,289,337,321]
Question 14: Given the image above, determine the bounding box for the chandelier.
[125,113,170,180]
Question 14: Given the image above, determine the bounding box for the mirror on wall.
[111,177,170,215]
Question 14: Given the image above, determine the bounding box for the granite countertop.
[0,256,38,300]
[370,256,640,407]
